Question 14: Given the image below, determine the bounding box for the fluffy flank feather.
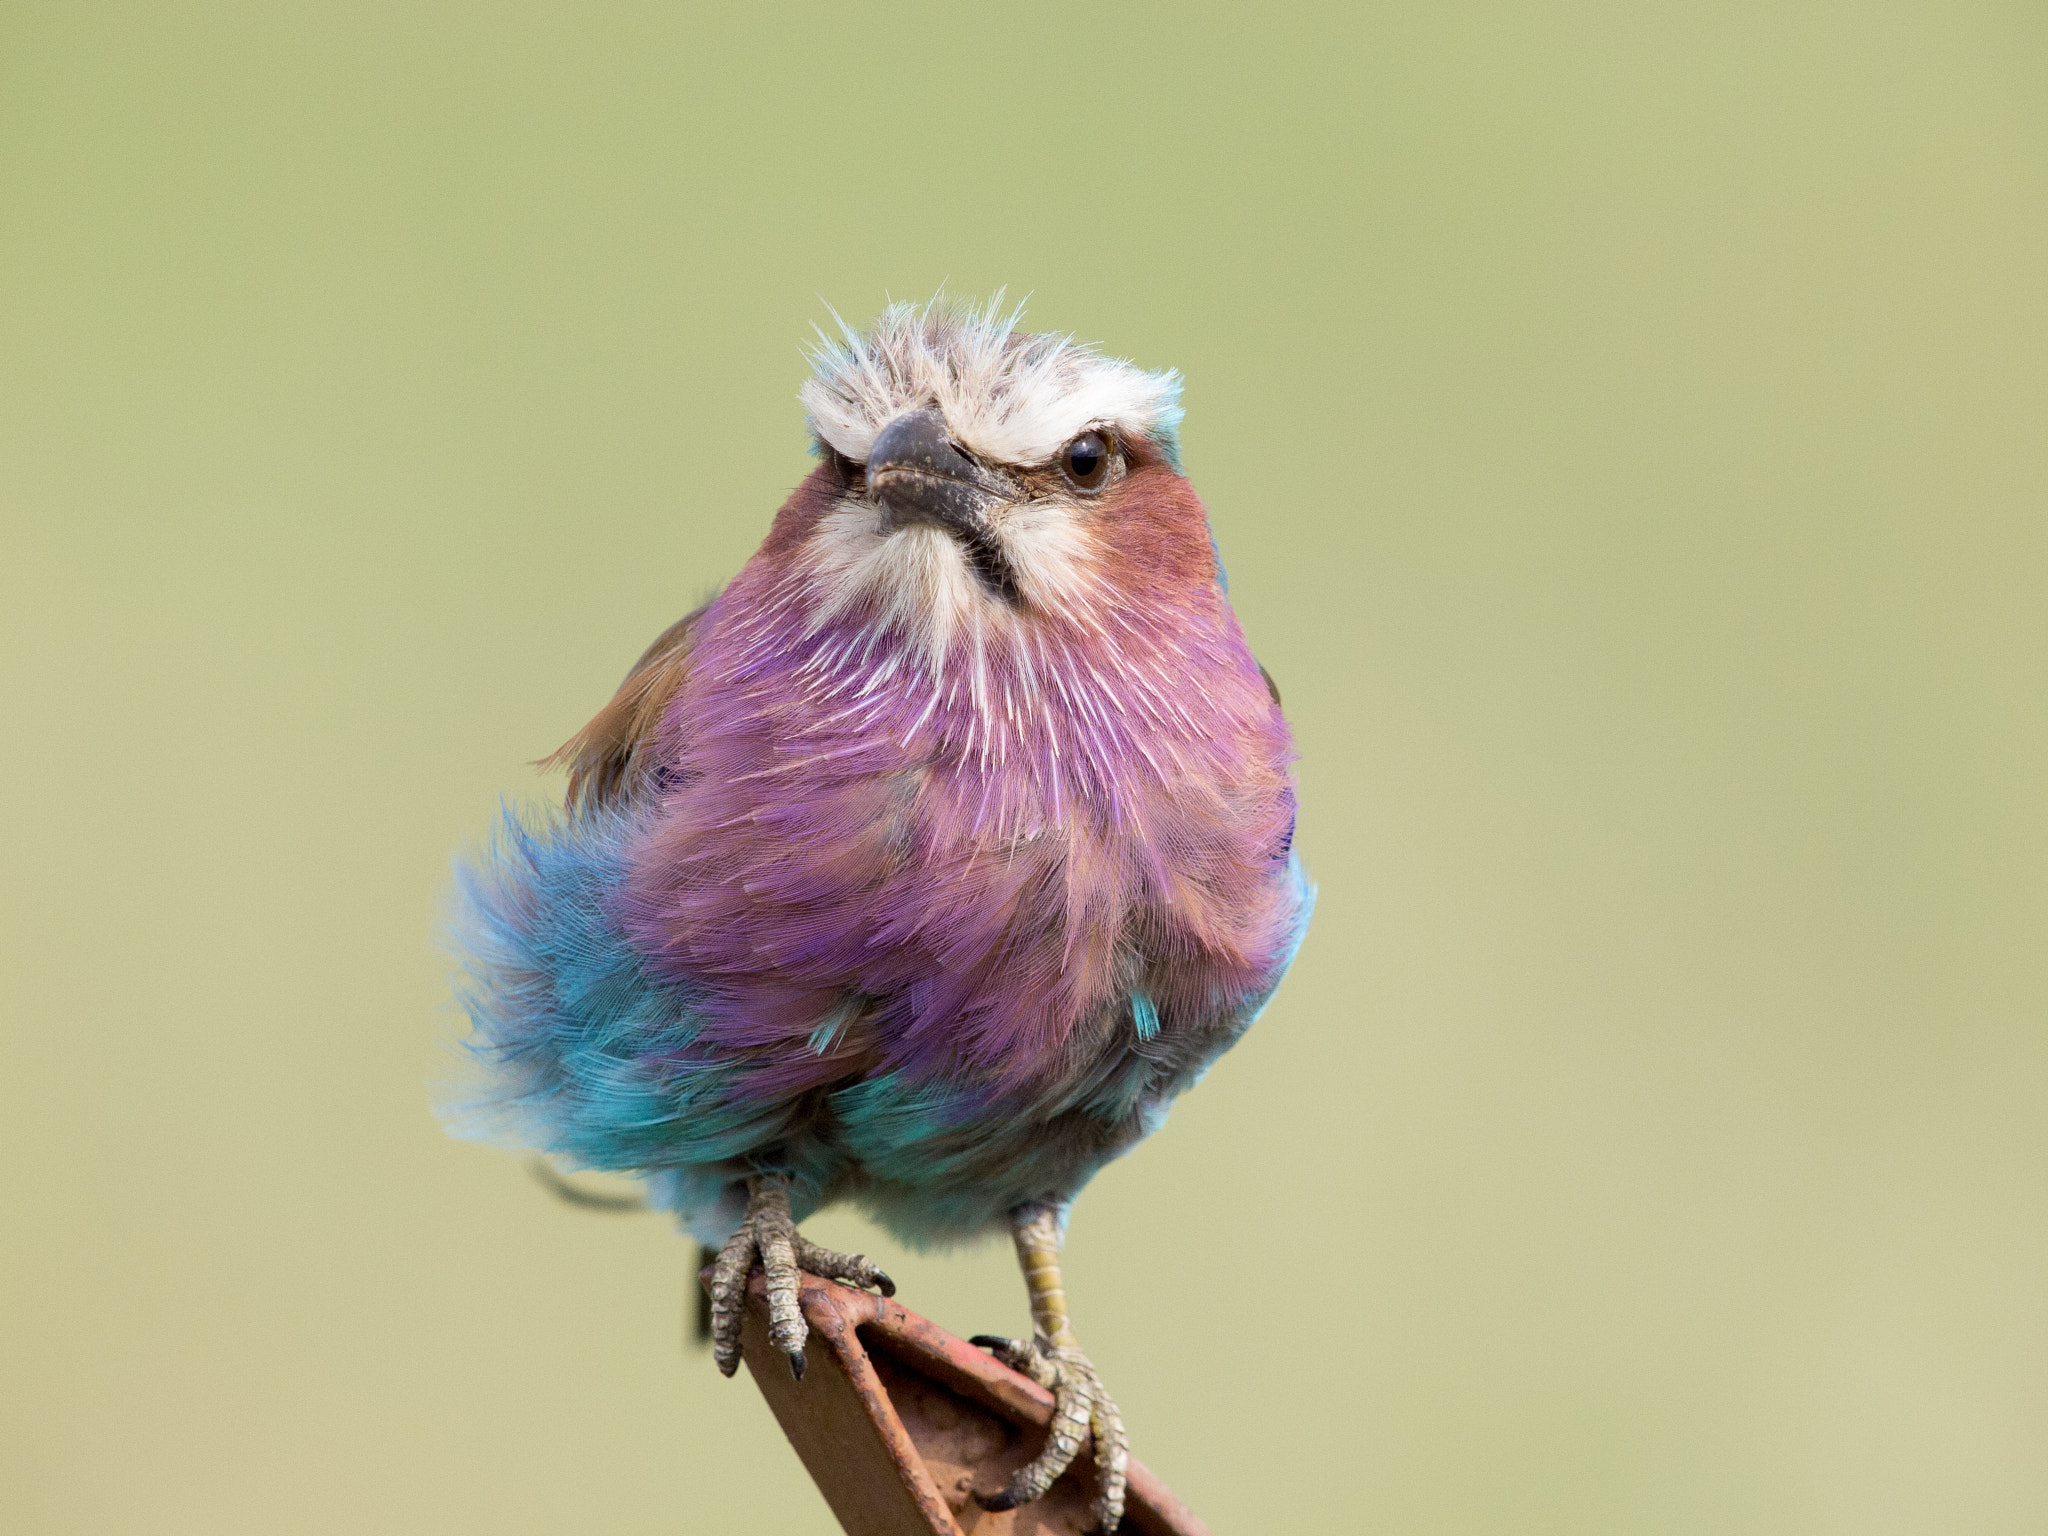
[443,803,788,1233]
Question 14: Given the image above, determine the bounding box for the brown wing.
[542,605,708,813]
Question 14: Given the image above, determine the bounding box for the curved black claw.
[707,1178,896,1382]
[967,1334,1127,1531]
[792,1233,896,1299]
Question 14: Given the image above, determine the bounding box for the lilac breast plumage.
[612,492,1304,1106]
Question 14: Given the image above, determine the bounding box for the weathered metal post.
[720,1269,1209,1536]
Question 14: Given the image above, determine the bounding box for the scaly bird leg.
[707,1174,894,1380]
[971,1202,1129,1533]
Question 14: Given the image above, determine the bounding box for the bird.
[445,295,1311,1531]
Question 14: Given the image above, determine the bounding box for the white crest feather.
[800,293,1184,469]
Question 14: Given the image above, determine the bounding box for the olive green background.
[4,3,2044,1532]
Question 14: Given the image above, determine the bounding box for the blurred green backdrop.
[4,3,2045,1532]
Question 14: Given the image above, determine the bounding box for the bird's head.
[784,297,1215,658]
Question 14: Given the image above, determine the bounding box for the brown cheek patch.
[756,462,853,563]
[1088,467,1224,605]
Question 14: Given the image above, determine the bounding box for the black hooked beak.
[865,408,1019,600]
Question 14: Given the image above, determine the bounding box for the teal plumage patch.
[1131,991,1161,1041]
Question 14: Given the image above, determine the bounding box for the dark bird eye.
[829,449,865,492]
[1061,431,1111,491]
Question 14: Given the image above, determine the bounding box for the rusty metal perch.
[719,1269,1209,1536]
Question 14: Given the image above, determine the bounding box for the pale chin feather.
[796,495,1104,666]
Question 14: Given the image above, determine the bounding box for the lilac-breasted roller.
[447,297,1311,1529]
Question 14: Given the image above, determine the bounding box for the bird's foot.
[707,1175,894,1380]
[969,1333,1129,1533]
